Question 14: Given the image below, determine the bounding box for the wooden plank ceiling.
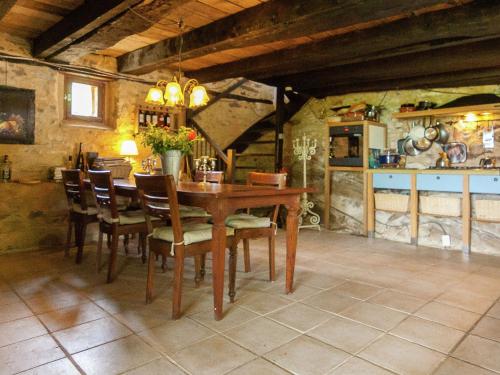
[1,0,500,97]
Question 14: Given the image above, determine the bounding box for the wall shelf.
[392,103,500,119]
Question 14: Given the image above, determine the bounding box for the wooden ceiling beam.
[117,0,457,75]
[304,67,500,98]
[33,0,143,59]
[34,0,189,62]
[0,0,17,22]
[189,0,500,83]
[276,39,500,96]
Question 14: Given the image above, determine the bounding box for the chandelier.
[145,19,209,109]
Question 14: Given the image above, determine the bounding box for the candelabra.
[293,133,321,231]
[141,157,157,174]
[194,155,216,184]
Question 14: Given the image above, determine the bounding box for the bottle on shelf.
[1,155,11,182]
[145,111,153,125]
[165,113,171,127]
[138,109,145,128]
[65,155,73,169]
[152,112,158,125]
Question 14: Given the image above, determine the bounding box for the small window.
[64,74,109,128]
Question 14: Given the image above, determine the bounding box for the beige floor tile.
[359,335,445,375]
[303,289,360,313]
[0,301,33,323]
[173,335,256,375]
[415,301,481,331]
[53,316,132,354]
[264,336,349,375]
[72,335,160,375]
[294,272,345,289]
[37,302,106,332]
[25,292,89,314]
[18,358,81,375]
[236,291,293,314]
[225,317,300,355]
[369,290,427,313]
[308,316,383,354]
[139,318,215,355]
[472,316,500,342]
[267,303,332,332]
[0,289,21,306]
[435,289,496,314]
[0,334,65,375]
[190,305,259,332]
[453,335,500,372]
[123,358,186,375]
[113,307,173,333]
[488,302,500,319]
[331,281,382,300]
[227,358,290,375]
[391,316,464,353]
[394,279,448,300]
[340,302,408,331]
[266,282,322,301]
[328,357,394,375]
[0,316,47,348]
[434,357,497,375]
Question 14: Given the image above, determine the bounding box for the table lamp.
[120,139,139,163]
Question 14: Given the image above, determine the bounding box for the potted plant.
[141,124,198,183]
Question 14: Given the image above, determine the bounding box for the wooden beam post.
[226,149,236,184]
[462,175,471,254]
[0,0,16,22]
[275,86,285,172]
[410,174,418,246]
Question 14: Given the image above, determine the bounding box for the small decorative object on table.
[293,133,321,231]
[194,155,217,185]
[140,124,198,183]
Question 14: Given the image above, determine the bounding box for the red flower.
[188,130,197,141]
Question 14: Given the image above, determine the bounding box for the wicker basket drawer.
[420,195,461,217]
[475,199,500,221]
[375,193,409,213]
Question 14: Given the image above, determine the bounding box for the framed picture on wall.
[0,85,35,144]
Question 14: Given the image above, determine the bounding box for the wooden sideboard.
[366,168,500,253]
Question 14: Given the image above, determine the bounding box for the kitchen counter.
[366,168,500,175]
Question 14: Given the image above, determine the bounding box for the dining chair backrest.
[247,172,287,222]
[134,174,183,243]
[62,169,89,212]
[88,170,119,221]
[194,170,224,184]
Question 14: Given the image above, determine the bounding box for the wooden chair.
[88,170,150,283]
[62,169,98,264]
[194,170,224,184]
[227,172,287,302]
[134,173,235,319]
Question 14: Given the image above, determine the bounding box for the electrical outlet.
[442,235,451,247]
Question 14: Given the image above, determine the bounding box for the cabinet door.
[469,175,500,194]
[416,174,462,192]
[373,173,411,190]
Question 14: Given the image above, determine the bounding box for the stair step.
[236,153,275,157]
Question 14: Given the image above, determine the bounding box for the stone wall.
[285,85,500,256]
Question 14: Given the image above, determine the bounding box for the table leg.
[285,201,300,294]
[211,214,227,321]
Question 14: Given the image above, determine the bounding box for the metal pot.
[378,149,400,165]
[403,137,422,156]
[414,137,433,151]
[416,100,436,110]
[435,152,450,168]
[424,125,439,142]
[435,121,449,144]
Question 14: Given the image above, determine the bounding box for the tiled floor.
[0,230,500,374]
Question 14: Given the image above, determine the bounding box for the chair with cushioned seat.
[62,169,98,264]
[227,172,286,302]
[134,173,235,319]
[88,170,152,283]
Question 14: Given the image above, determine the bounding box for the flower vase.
[161,150,182,183]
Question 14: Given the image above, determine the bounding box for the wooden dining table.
[89,178,311,320]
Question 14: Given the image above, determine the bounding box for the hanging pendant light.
[144,19,208,110]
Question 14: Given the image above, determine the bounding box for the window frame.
[63,73,111,129]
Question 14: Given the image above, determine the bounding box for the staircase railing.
[187,119,236,183]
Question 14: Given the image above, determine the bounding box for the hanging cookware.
[435,121,449,144]
[424,124,439,142]
[403,137,422,156]
[443,142,467,163]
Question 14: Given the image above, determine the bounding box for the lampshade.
[145,86,165,105]
[165,81,184,107]
[189,85,209,108]
[120,140,139,156]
